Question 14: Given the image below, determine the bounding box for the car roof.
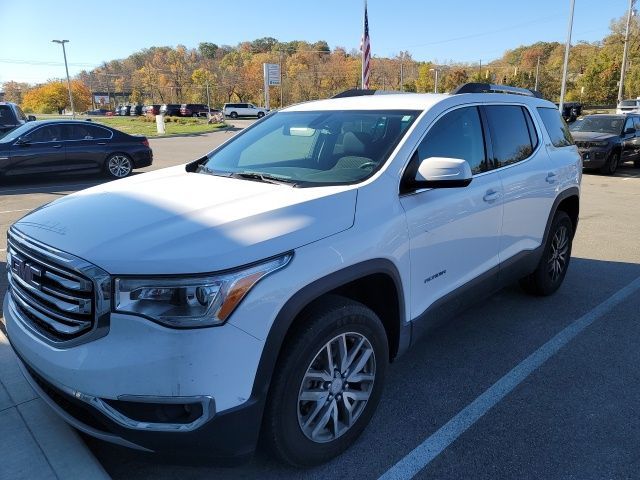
[24,119,116,129]
[282,92,556,113]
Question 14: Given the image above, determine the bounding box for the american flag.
[360,1,371,89]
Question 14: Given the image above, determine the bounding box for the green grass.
[35,114,227,137]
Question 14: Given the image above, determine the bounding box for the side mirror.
[27,115,36,122]
[413,157,473,188]
[15,137,30,146]
[624,127,635,135]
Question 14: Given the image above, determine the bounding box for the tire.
[192,113,198,117]
[257,112,265,118]
[263,295,388,466]
[600,150,620,175]
[520,210,573,296]
[230,111,238,119]
[105,153,133,179]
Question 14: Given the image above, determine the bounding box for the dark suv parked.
[180,104,210,117]
[160,104,181,116]
[569,114,640,174]
[0,102,36,135]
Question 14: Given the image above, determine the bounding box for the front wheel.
[257,112,265,118]
[105,153,133,179]
[229,111,238,118]
[600,150,620,175]
[263,296,388,466]
[520,211,573,296]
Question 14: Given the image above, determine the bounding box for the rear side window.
[537,107,573,147]
[0,105,14,126]
[68,124,111,140]
[484,105,534,167]
[417,106,488,174]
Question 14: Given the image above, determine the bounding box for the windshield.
[199,110,420,186]
[619,100,637,107]
[569,116,623,134]
[0,122,34,142]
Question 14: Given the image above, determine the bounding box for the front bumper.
[578,147,610,168]
[3,293,266,460]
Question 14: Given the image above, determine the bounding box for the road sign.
[264,63,281,86]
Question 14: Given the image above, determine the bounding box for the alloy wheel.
[297,332,375,443]
[547,225,569,282]
[108,155,132,178]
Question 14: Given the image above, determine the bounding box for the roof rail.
[332,89,408,98]
[452,82,543,98]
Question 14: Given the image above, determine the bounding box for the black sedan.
[0,120,153,180]
[570,114,640,175]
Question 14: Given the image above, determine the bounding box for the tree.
[2,81,31,104]
[22,80,91,114]
[199,42,219,60]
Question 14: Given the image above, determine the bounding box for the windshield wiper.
[231,171,297,186]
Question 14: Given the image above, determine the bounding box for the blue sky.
[0,0,629,84]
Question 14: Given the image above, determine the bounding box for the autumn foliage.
[21,81,91,114]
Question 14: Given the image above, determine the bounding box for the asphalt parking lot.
[1,124,640,479]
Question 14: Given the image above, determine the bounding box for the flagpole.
[362,0,366,89]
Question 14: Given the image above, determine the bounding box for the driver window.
[416,106,488,174]
[624,117,635,133]
[24,125,62,143]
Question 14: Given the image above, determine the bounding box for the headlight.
[114,254,291,328]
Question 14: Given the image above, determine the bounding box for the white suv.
[223,102,268,118]
[4,84,581,466]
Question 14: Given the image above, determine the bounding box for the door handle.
[546,172,557,184]
[97,142,106,145]
[51,144,62,148]
[483,189,501,203]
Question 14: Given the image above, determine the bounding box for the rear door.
[484,104,555,263]
[7,124,66,176]
[64,123,110,173]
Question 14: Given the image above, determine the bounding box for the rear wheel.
[600,150,620,175]
[229,111,238,118]
[520,211,573,296]
[263,296,388,466]
[105,153,133,179]
[257,112,265,118]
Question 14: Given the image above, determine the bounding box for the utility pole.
[478,59,482,80]
[535,56,541,91]
[400,52,404,91]
[279,50,284,108]
[618,0,635,103]
[206,81,211,117]
[559,0,575,114]
[430,68,439,93]
[52,39,75,118]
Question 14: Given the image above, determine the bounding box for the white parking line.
[0,183,94,194]
[0,208,33,215]
[379,275,640,480]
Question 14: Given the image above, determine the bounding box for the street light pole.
[558,0,575,114]
[534,56,541,91]
[618,0,635,104]
[52,40,75,118]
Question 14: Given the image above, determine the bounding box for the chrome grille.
[6,228,111,344]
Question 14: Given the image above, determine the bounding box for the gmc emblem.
[11,256,42,289]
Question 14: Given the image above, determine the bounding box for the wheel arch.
[250,259,407,401]
[543,187,580,244]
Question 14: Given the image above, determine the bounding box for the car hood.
[570,131,617,142]
[13,166,357,274]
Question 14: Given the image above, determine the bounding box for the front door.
[400,105,503,321]
[7,124,66,176]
